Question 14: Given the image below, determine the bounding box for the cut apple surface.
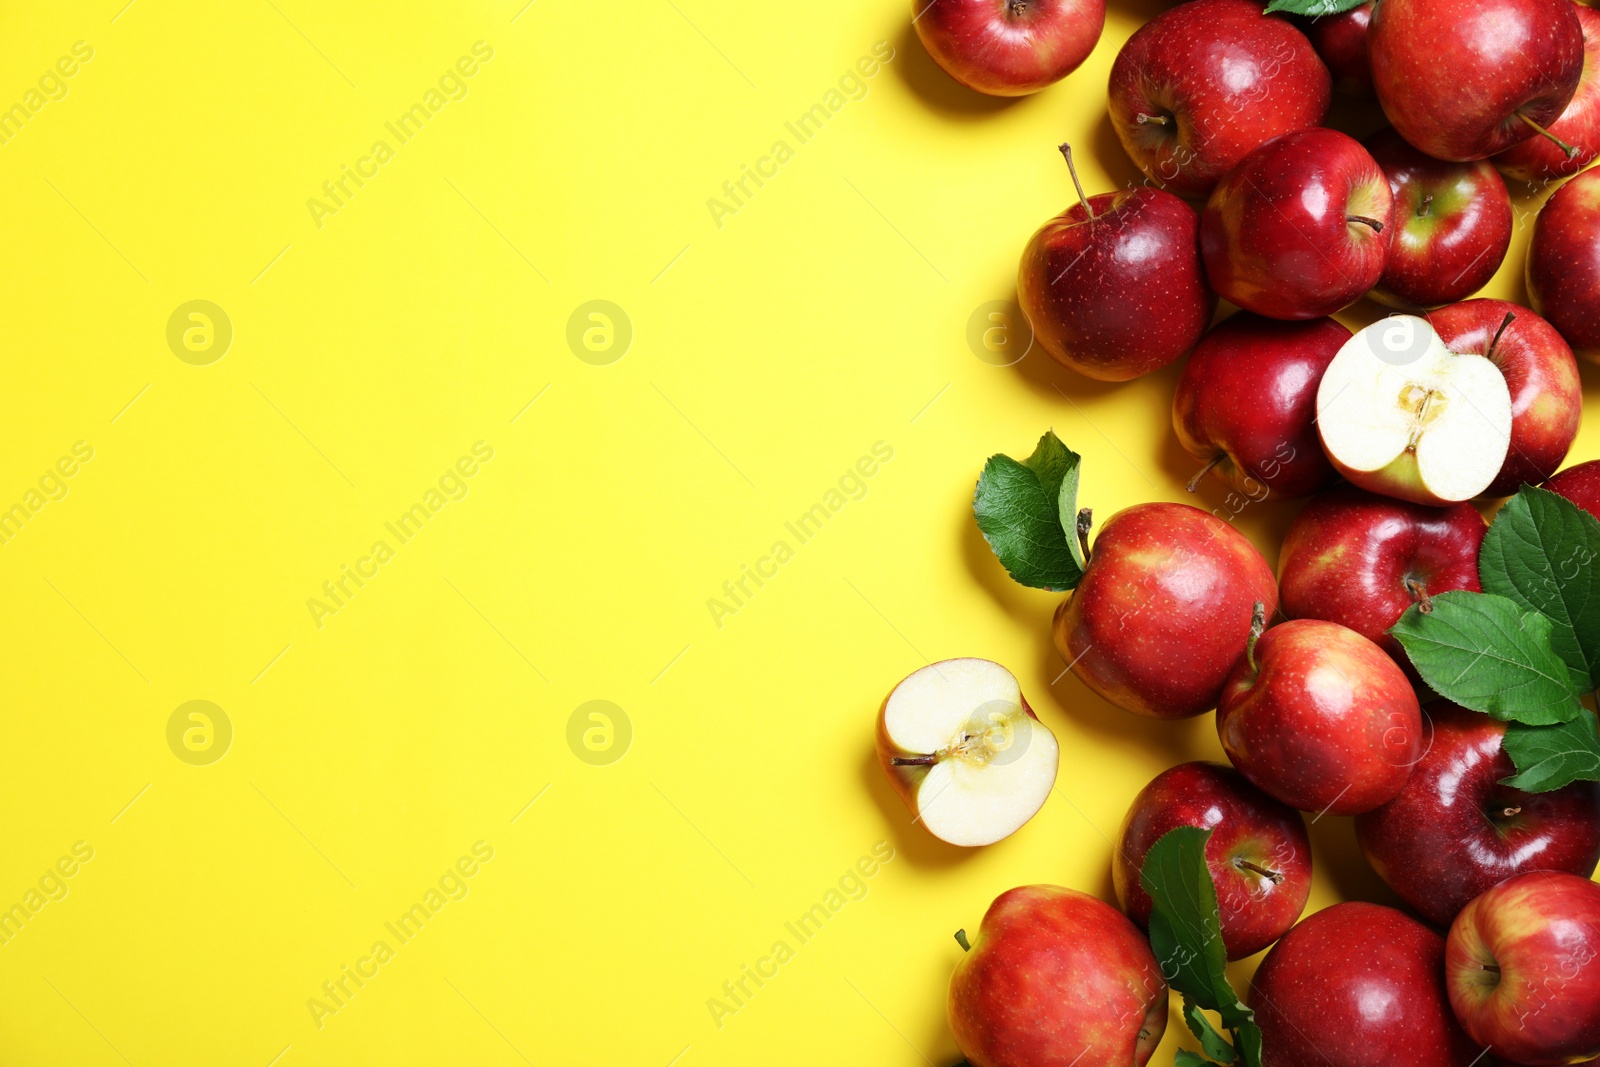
[876,658,1058,847]
[1316,315,1513,504]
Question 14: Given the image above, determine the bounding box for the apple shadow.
[1003,295,1132,405]
[858,747,978,872]
[1304,813,1402,909]
[890,21,1025,120]
[1091,109,1144,192]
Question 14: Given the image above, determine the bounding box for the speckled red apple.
[912,0,1106,96]
[1495,4,1600,183]
[1306,2,1374,96]
[1528,166,1600,361]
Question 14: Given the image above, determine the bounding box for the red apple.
[1113,761,1311,960]
[1367,128,1514,310]
[912,0,1106,96]
[1253,902,1480,1066]
[1495,4,1600,183]
[1172,313,1347,499]
[1278,484,1487,669]
[1053,502,1279,720]
[1528,166,1600,361]
[1545,459,1600,517]
[1019,147,1215,381]
[1107,0,1331,199]
[1201,128,1393,320]
[1446,871,1600,1065]
[1306,2,1375,96]
[1427,299,1582,496]
[1356,702,1600,928]
[1216,617,1422,815]
[1370,0,1586,160]
[949,885,1167,1067]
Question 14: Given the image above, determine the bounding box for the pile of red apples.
[876,0,1600,1064]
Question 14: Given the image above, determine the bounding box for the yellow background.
[0,0,1592,1064]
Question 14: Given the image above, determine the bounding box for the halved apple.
[875,658,1059,847]
[1316,315,1512,505]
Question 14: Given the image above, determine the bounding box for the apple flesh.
[1253,902,1479,1065]
[1172,313,1347,500]
[911,0,1106,96]
[1356,702,1600,929]
[1370,0,1586,160]
[1427,298,1582,496]
[1278,484,1486,669]
[1107,0,1331,199]
[1316,315,1513,505]
[949,885,1167,1067]
[1528,166,1600,361]
[1019,148,1215,381]
[1446,871,1600,1065]
[1216,617,1422,815]
[1367,128,1514,310]
[1545,459,1600,517]
[1306,2,1374,96]
[1113,761,1311,960]
[1053,502,1278,720]
[876,659,1059,847]
[1201,127,1393,320]
[1495,4,1600,183]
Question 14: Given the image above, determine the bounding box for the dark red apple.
[1216,617,1422,815]
[1172,313,1347,499]
[1495,4,1600,183]
[1053,502,1278,720]
[949,885,1167,1067]
[1446,872,1600,1065]
[1113,761,1311,960]
[912,0,1106,96]
[1427,299,1582,496]
[1107,0,1331,199]
[1528,166,1600,361]
[1367,128,1514,310]
[1306,2,1374,96]
[1370,0,1586,160]
[1018,147,1215,380]
[1278,483,1486,669]
[1356,702,1600,928]
[1546,459,1600,517]
[1253,902,1479,1066]
[1201,127,1393,320]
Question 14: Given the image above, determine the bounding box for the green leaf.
[1480,486,1600,690]
[1176,1052,1213,1067]
[1501,712,1600,792]
[1389,591,1585,725]
[1184,999,1238,1064]
[1263,0,1368,14]
[972,431,1085,591]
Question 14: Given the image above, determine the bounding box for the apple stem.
[1405,578,1434,615]
[1501,805,1522,818]
[1186,455,1224,493]
[954,929,971,952]
[1486,310,1516,362]
[1235,858,1283,883]
[1058,143,1094,221]
[1483,963,1501,974]
[1075,508,1094,566]
[890,754,938,766]
[1347,215,1385,233]
[1135,113,1170,126]
[1516,110,1581,159]
[1418,193,1434,218]
[1008,0,1027,14]
[1246,601,1266,673]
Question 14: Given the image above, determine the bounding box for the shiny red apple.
[1172,313,1346,499]
[1254,902,1479,1066]
[1053,502,1278,720]
[1425,299,1582,496]
[1107,0,1331,199]
[912,0,1106,96]
[949,885,1167,1067]
[1277,484,1486,669]
[1528,166,1600,361]
[1495,4,1600,183]
[1201,127,1393,320]
[1216,617,1422,815]
[1019,147,1215,381]
[1356,702,1600,928]
[1446,872,1600,1065]
[1367,128,1514,310]
[1113,761,1311,960]
[1306,2,1374,96]
[1546,459,1600,517]
[1370,0,1586,160]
